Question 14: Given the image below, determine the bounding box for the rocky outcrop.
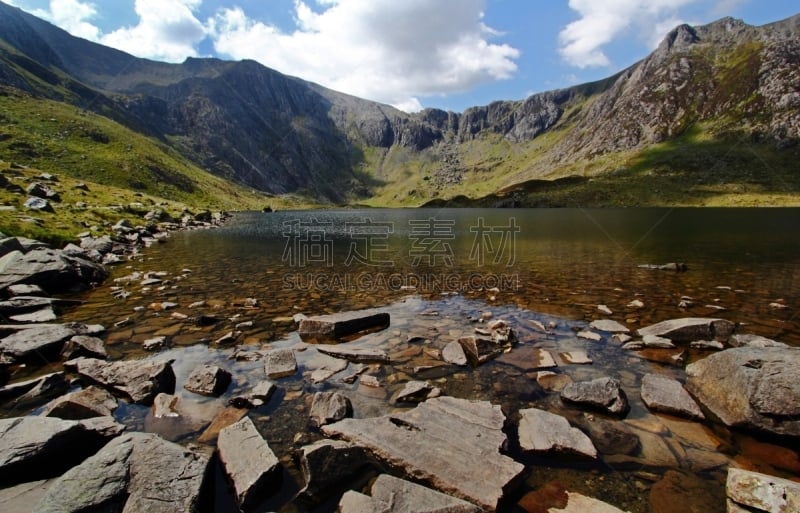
[35,432,208,513]
[561,377,630,416]
[0,416,124,484]
[339,474,481,513]
[67,356,176,405]
[640,373,705,420]
[322,396,525,511]
[685,347,800,437]
[217,416,281,510]
[726,468,800,513]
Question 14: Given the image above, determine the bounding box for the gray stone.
[589,320,630,333]
[26,182,60,201]
[0,416,124,485]
[458,335,503,365]
[339,474,481,513]
[518,408,597,459]
[393,380,441,404]
[0,323,92,362]
[576,330,602,342]
[0,372,69,407]
[152,393,180,418]
[24,197,53,212]
[0,479,55,513]
[322,396,525,511]
[299,308,390,338]
[316,345,391,364]
[730,333,788,348]
[642,334,676,348]
[561,377,630,416]
[545,492,629,513]
[0,237,24,258]
[690,340,725,350]
[68,356,176,405]
[40,386,118,419]
[308,353,349,383]
[5,283,47,296]
[637,317,735,342]
[9,306,56,323]
[218,416,280,510]
[0,248,107,294]
[298,439,368,501]
[640,373,705,420]
[183,364,232,397]
[442,340,468,366]
[264,348,297,378]
[310,391,352,427]
[142,336,167,351]
[727,468,800,513]
[686,347,800,437]
[35,432,207,513]
[60,335,108,360]
[229,380,276,408]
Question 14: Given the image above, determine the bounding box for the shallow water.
[7,208,800,512]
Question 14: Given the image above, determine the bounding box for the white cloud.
[100,0,207,62]
[558,0,700,68]
[209,0,520,111]
[19,0,101,41]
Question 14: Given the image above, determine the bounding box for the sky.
[5,0,799,112]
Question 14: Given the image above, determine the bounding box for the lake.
[28,208,800,511]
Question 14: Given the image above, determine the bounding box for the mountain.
[1,1,799,207]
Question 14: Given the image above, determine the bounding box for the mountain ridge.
[1,1,799,207]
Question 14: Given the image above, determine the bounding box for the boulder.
[685,347,800,437]
[298,439,369,502]
[310,391,353,427]
[24,197,53,212]
[218,417,281,510]
[264,348,298,378]
[518,408,597,459]
[35,432,208,513]
[442,340,468,366]
[26,182,60,201]
[322,396,525,511]
[298,308,390,338]
[183,364,232,396]
[561,377,630,416]
[637,317,735,342]
[339,474,481,513]
[0,416,124,485]
[68,356,176,405]
[0,248,108,294]
[40,385,118,419]
[316,345,391,364]
[640,373,704,420]
[726,468,800,513]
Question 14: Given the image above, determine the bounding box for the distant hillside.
[1,1,799,207]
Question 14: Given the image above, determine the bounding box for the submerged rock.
[35,432,208,513]
[561,377,630,416]
[322,396,525,511]
[339,474,481,513]
[67,356,176,405]
[218,416,281,510]
[686,347,800,438]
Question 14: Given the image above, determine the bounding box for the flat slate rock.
[67,356,176,405]
[637,317,735,342]
[40,385,119,419]
[727,468,800,513]
[0,323,101,362]
[299,308,390,337]
[518,408,597,459]
[589,320,630,333]
[218,416,280,509]
[316,345,390,364]
[35,432,208,513]
[183,364,232,396]
[640,373,704,420]
[339,474,481,513]
[0,416,124,485]
[561,377,630,416]
[686,347,800,438]
[322,396,525,511]
[60,335,108,360]
[264,348,298,378]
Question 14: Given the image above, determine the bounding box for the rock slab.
[637,317,734,342]
[727,468,800,513]
[35,432,208,513]
[339,474,481,513]
[218,416,280,509]
[685,347,800,437]
[299,308,390,337]
[640,373,704,420]
[322,396,525,511]
[264,348,298,378]
[316,345,390,364]
[518,408,597,459]
[68,356,176,405]
[40,385,118,419]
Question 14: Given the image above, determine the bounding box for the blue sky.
[5,0,799,112]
